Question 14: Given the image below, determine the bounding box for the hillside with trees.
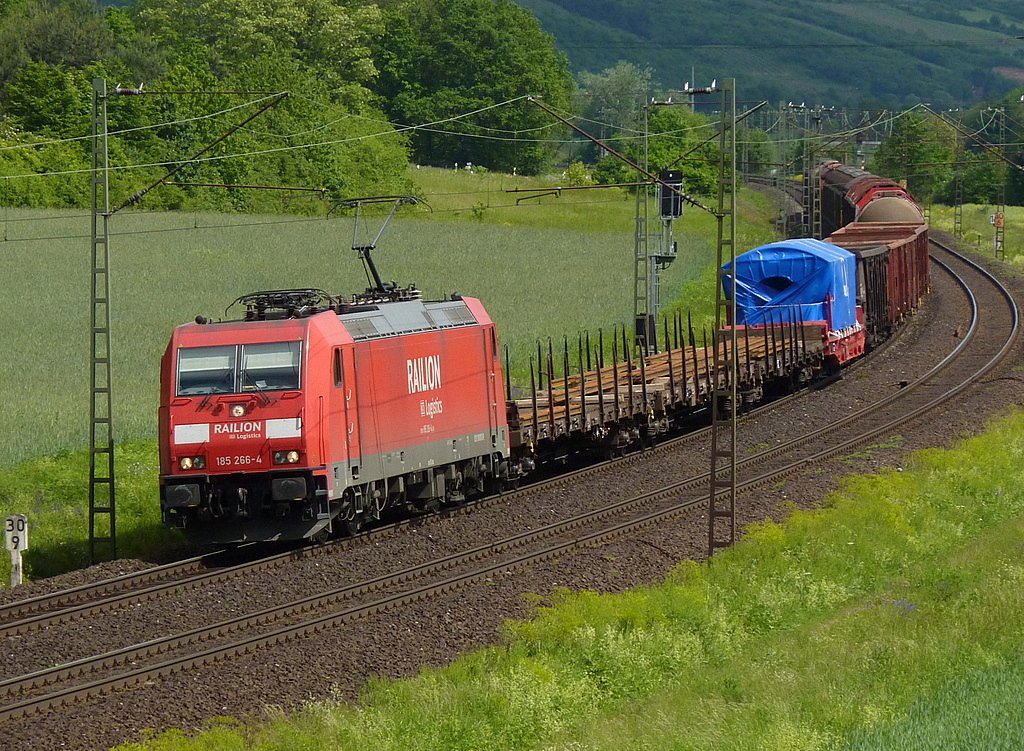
[514,0,1024,108]
[1,0,1021,212]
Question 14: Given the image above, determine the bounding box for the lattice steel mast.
[707,79,738,556]
[89,78,116,563]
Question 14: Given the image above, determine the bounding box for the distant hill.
[513,0,1024,107]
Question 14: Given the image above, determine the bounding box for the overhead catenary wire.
[0,93,937,185]
[0,95,550,183]
[0,194,633,246]
[0,93,286,154]
[110,92,291,213]
[2,90,1018,208]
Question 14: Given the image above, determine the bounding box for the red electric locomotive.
[159,286,521,544]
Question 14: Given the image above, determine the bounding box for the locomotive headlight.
[286,450,300,464]
[179,456,205,470]
[231,404,247,418]
[273,450,301,465]
[193,456,206,470]
[179,457,193,470]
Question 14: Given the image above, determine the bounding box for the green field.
[0,167,779,578]
[928,203,1024,264]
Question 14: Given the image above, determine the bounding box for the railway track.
[0,239,1016,726]
[0,290,907,642]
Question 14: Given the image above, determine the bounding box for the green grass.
[114,408,1024,751]
[0,440,185,579]
[0,167,778,582]
[404,165,645,232]
[928,203,1024,264]
[840,654,1024,750]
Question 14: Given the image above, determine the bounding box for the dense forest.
[0,0,577,211]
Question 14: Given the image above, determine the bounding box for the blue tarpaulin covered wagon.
[721,238,858,331]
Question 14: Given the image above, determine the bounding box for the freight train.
[159,166,928,545]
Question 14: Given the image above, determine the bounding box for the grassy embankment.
[928,203,1024,265]
[117,408,1024,750]
[0,167,779,580]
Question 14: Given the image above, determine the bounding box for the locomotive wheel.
[345,516,364,535]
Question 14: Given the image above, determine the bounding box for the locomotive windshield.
[177,341,301,395]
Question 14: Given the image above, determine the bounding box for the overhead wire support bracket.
[165,182,328,196]
[920,104,1024,172]
[111,91,291,214]
[506,181,655,204]
[527,96,720,217]
[516,189,560,204]
[665,100,768,170]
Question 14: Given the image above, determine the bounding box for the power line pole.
[90,78,116,563]
[707,78,738,556]
[996,108,1006,260]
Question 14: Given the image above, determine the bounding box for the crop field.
[0,170,780,577]
[828,2,1013,42]
[0,170,777,468]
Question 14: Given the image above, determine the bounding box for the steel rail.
[2,241,1015,722]
[0,238,961,640]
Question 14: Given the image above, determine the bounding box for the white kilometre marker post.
[4,514,28,587]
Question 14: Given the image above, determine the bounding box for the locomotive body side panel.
[337,320,507,488]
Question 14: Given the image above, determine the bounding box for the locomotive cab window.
[241,341,301,391]
[177,345,236,395]
[176,341,301,396]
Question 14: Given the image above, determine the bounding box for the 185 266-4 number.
[215,455,263,467]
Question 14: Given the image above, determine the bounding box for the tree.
[374,0,574,174]
[0,0,114,87]
[3,61,91,135]
[869,112,955,204]
[591,104,719,197]
[131,0,384,91]
[574,61,651,161]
